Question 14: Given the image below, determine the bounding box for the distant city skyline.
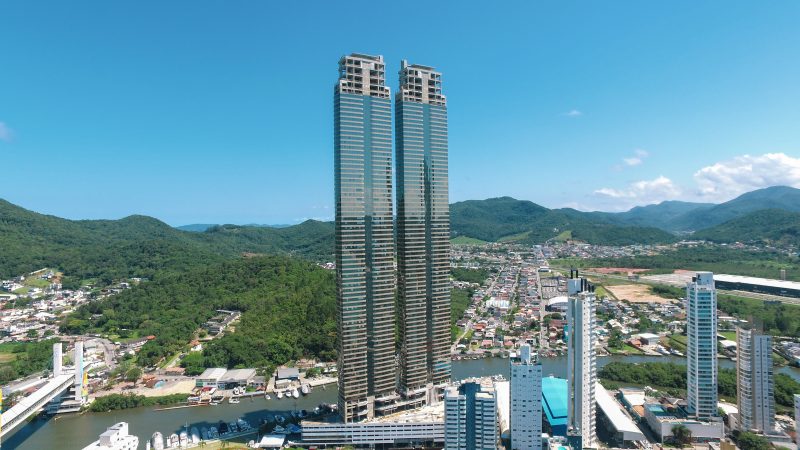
[2,2,800,224]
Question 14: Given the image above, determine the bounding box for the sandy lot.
[605,284,672,304]
[100,379,196,397]
[588,267,651,274]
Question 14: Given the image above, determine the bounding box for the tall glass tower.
[566,277,597,449]
[395,60,451,402]
[686,272,718,419]
[334,53,396,422]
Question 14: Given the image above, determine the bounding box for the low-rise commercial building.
[300,404,444,446]
[643,402,724,443]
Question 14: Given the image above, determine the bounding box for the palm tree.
[671,424,692,447]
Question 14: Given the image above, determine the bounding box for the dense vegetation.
[0,339,57,384]
[451,267,490,284]
[717,294,800,337]
[0,199,333,285]
[62,256,336,371]
[449,197,677,244]
[555,245,800,281]
[599,361,800,409]
[88,393,188,412]
[694,209,800,246]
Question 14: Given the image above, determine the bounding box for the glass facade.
[395,61,451,396]
[334,54,396,422]
[686,272,718,419]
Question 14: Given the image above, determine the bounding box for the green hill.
[693,209,800,246]
[663,186,800,231]
[591,200,714,230]
[0,199,333,285]
[450,197,677,244]
[62,255,336,370]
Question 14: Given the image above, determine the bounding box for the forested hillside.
[0,199,333,285]
[693,209,800,246]
[61,256,337,370]
[449,197,677,244]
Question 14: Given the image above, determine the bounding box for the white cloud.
[622,148,649,167]
[0,122,12,142]
[593,176,681,210]
[693,152,800,201]
[563,109,583,117]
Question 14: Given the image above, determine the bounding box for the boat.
[237,418,250,430]
[168,433,179,448]
[276,390,284,399]
[218,421,228,435]
[229,396,240,404]
[265,394,272,400]
[151,432,165,450]
[179,431,188,447]
[190,427,200,444]
[301,384,310,395]
[228,421,238,433]
[291,388,300,399]
[272,425,288,435]
[276,414,286,424]
[209,427,218,439]
[201,427,209,440]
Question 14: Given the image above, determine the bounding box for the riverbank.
[5,355,800,450]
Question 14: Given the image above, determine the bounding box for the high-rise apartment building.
[445,380,498,450]
[510,344,543,450]
[566,276,597,449]
[686,272,718,420]
[396,60,451,403]
[794,394,800,438]
[736,325,775,434]
[334,53,397,422]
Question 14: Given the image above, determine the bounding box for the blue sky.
[2,1,800,225]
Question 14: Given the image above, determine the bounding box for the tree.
[26,329,38,338]
[736,432,772,450]
[125,367,143,385]
[671,424,692,447]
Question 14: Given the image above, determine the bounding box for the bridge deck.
[1,373,74,438]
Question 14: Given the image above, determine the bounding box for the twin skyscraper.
[333,53,451,422]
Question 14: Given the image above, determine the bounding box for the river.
[5,356,799,450]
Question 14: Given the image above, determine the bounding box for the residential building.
[82,422,139,450]
[794,394,800,438]
[510,344,542,450]
[736,325,775,434]
[396,60,451,404]
[445,380,498,450]
[566,276,597,449]
[687,272,718,420]
[334,53,396,422]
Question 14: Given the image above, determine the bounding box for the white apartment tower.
[566,275,597,449]
[686,272,718,419]
[794,394,800,439]
[510,344,543,450]
[445,380,498,450]
[736,325,775,434]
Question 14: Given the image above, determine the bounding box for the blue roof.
[542,376,568,426]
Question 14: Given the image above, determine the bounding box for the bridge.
[1,372,75,439]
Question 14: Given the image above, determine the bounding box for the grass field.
[719,331,737,341]
[498,231,531,242]
[0,353,17,363]
[554,230,573,242]
[451,236,488,245]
